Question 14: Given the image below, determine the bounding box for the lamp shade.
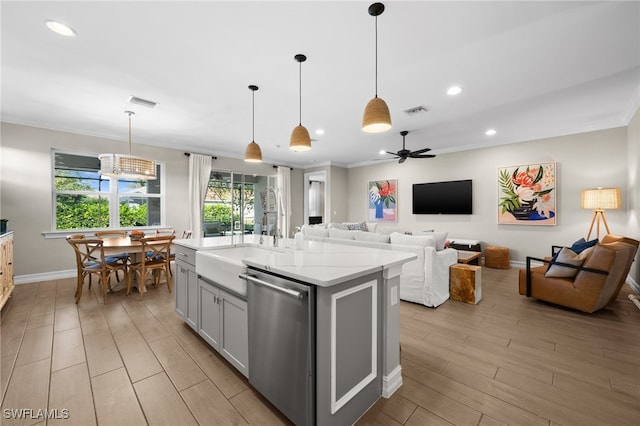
[581,187,620,210]
[362,96,392,133]
[289,125,312,151]
[99,154,157,180]
[244,141,262,163]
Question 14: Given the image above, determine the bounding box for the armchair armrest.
[524,256,608,297]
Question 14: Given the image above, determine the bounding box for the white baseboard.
[381,365,403,398]
[14,269,76,284]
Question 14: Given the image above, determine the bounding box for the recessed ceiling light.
[379,150,386,155]
[45,20,76,37]
[485,129,497,136]
[315,129,325,135]
[447,86,462,96]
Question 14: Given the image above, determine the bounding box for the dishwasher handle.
[239,274,306,300]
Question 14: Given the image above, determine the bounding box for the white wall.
[0,123,286,279]
[346,127,631,264]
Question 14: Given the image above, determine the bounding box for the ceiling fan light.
[362,97,392,133]
[244,141,262,163]
[290,125,312,151]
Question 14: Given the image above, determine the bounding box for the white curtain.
[276,167,291,238]
[188,154,212,239]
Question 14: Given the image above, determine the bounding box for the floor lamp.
[581,187,620,241]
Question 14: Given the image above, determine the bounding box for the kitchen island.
[173,235,416,426]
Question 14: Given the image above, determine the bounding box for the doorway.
[303,170,328,226]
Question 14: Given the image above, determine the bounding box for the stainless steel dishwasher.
[241,268,315,426]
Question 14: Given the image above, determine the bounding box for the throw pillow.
[571,238,598,254]
[346,221,368,232]
[355,231,390,243]
[328,222,349,230]
[366,222,378,233]
[390,232,436,248]
[545,246,594,278]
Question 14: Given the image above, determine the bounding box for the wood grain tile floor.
[1,267,638,425]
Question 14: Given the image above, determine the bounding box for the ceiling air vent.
[129,95,157,108]
[403,105,429,116]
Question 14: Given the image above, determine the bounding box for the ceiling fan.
[386,130,436,164]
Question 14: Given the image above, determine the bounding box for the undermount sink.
[196,245,284,296]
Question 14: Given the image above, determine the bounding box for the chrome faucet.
[260,186,281,245]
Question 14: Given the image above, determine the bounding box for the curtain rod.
[184,152,217,159]
[273,165,294,170]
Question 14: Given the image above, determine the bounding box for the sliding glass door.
[203,171,274,236]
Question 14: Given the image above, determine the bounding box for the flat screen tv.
[412,179,472,214]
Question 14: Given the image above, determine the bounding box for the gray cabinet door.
[186,268,198,330]
[220,289,249,377]
[198,279,221,349]
[174,260,188,320]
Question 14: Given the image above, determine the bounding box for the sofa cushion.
[355,231,390,243]
[366,222,378,233]
[390,232,436,248]
[545,246,594,278]
[416,230,448,250]
[305,227,330,238]
[329,228,357,240]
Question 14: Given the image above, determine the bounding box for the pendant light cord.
[126,110,135,155]
[374,15,378,98]
[252,90,255,142]
[299,60,303,125]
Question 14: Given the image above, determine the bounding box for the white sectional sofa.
[300,222,457,307]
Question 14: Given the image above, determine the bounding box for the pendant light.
[289,54,311,152]
[244,85,262,163]
[99,111,157,180]
[362,2,392,133]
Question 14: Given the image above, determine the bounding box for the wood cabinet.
[0,232,14,310]
[174,246,198,330]
[198,277,249,378]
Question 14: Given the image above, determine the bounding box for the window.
[53,151,164,230]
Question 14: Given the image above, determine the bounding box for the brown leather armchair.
[518,235,639,313]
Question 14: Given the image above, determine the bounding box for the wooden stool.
[450,264,482,304]
[485,246,510,269]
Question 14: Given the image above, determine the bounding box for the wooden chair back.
[95,230,127,239]
[155,228,176,237]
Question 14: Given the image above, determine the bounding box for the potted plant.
[0,219,7,234]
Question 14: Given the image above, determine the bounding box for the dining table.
[102,236,173,293]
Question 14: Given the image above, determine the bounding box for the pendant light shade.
[99,111,157,180]
[362,97,391,133]
[244,85,263,163]
[362,2,391,133]
[290,54,312,152]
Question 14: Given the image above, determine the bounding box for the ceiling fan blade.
[385,151,399,156]
[398,157,407,164]
[410,147,431,155]
[410,154,436,158]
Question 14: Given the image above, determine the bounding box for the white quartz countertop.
[177,235,416,287]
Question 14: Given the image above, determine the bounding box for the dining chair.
[128,235,175,300]
[95,230,130,282]
[66,236,130,304]
[155,228,176,236]
[166,230,192,275]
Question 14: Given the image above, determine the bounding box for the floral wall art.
[498,162,556,225]
[368,179,397,222]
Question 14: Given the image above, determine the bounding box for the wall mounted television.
[412,179,472,215]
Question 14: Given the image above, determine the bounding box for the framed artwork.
[368,179,397,222]
[498,162,556,225]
